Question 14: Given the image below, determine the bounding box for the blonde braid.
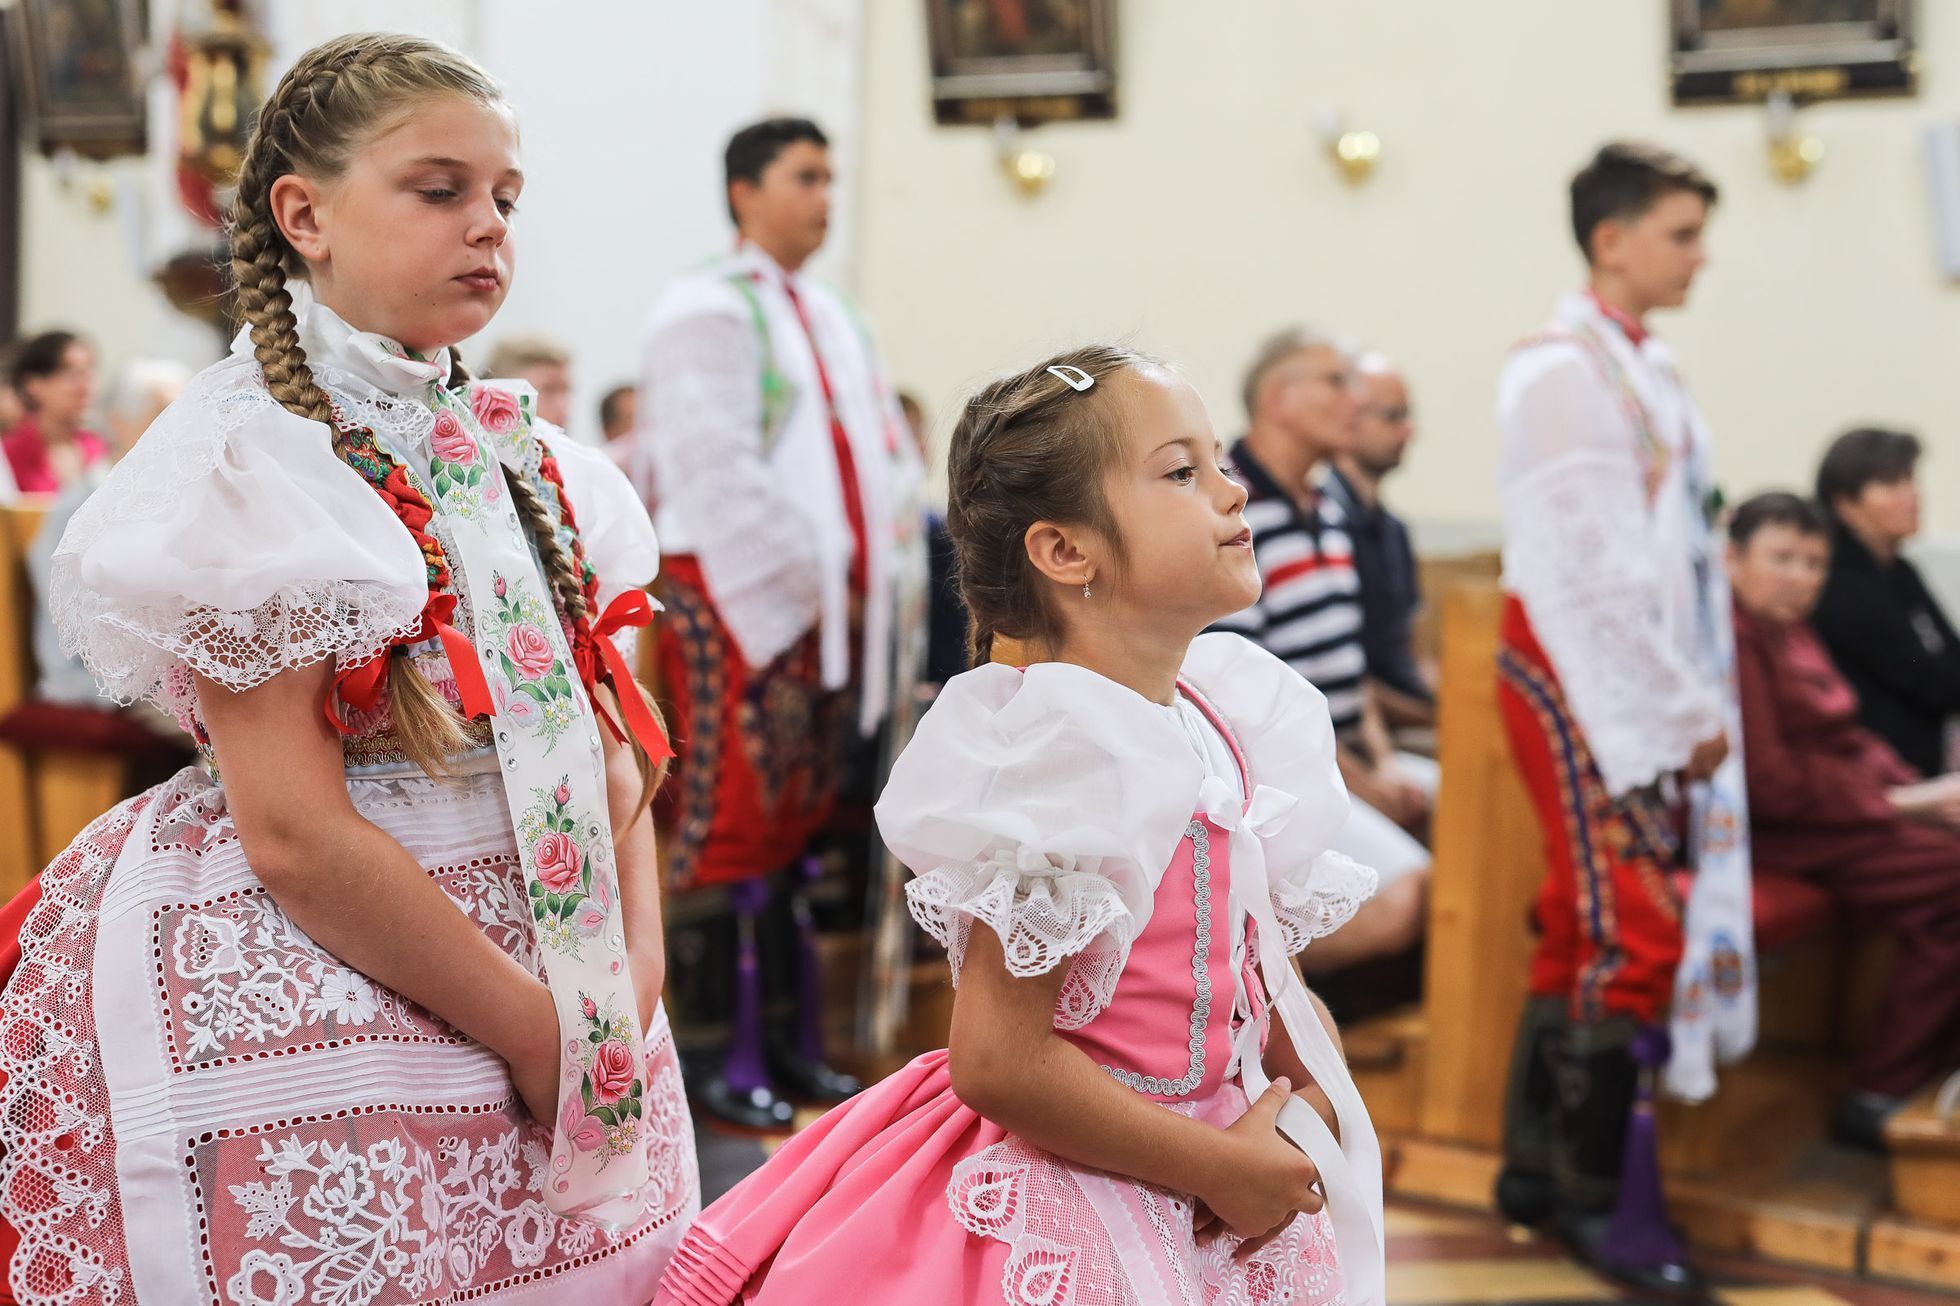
[227,34,505,775]
[228,57,343,427]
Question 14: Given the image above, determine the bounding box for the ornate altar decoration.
[169,0,264,228]
[155,0,265,339]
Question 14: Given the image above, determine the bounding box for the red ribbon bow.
[326,592,497,734]
[584,590,674,764]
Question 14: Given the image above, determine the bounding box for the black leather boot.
[762,858,862,1104]
[1551,1019,1708,1300]
[1494,994,1566,1227]
[671,881,794,1131]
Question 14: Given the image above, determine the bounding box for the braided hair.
[945,344,1152,666]
[228,34,502,774]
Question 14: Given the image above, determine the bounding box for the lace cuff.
[904,846,1136,1001]
[1273,851,1379,956]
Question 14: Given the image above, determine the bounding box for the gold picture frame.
[925,0,1116,126]
[1671,0,1915,104]
[9,0,148,159]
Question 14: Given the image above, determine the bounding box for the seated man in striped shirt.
[1212,327,1432,981]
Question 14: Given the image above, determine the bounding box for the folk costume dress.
[1496,289,1754,1102]
[656,634,1389,1306]
[634,240,926,1122]
[636,240,922,893]
[0,293,698,1306]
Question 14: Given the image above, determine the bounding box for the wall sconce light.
[1766,90,1823,184]
[50,148,115,216]
[1316,111,1381,186]
[994,116,1056,198]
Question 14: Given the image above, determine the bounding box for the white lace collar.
[228,283,455,399]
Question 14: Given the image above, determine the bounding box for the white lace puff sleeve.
[49,359,427,712]
[877,662,1205,1008]
[1182,633,1378,954]
[539,430,660,607]
[1497,346,1726,796]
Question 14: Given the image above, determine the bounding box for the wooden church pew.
[0,503,188,888]
[0,506,45,899]
[1374,577,1960,1287]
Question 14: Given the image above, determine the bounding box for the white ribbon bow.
[1197,775,1298,838]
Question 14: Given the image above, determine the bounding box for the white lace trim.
[1273,851,1379,957]
[947,1131,1346,1306]
[1,790,153,1306]
[48,356,431,717]
[904,847,1134,1027]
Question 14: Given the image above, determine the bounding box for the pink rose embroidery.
[534,832,584,893]
[506,623,554,680]
[558,1095,605,1152]
[471,384,523,436]
[554,784,571,806]
[591,1040,635,1105]
[431,409,476,466]
[490,672,537,724]
[580,994,598,1020]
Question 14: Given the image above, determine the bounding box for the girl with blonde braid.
[0,33,697,1305]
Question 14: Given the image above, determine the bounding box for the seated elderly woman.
[1811,427,1960,779]
[1728,491,1960,1150]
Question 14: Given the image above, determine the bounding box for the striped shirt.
[1210,441,1366,735]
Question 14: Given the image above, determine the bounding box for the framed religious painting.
[7,0,148,158]
[1671,0,1915,104]
[925,0,1116,125]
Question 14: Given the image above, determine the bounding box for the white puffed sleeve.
[49,359,427,714]
[877,662,1205,1002]
[1497,345,1726,796]
[1182,632,1378,955]
[538,428,661,608]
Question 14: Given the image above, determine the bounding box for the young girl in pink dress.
[0,34,696,1304]
[657,346,1387,1306]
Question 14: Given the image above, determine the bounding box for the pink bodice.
[1062,810,1267,1102]
[1061,682,1269,1103]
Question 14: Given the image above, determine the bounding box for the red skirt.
[652,556,852,891]
[1497,595,1686,1025]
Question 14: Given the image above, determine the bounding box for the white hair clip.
[1046,364,1095,392]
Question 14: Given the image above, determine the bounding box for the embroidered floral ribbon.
[414,378,653,1225]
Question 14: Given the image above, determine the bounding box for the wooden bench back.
[1416,580,1544,1149]
[0,505,49,896]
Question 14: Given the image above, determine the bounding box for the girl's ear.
[269,173,330,264]
[1024,520,1095,590]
